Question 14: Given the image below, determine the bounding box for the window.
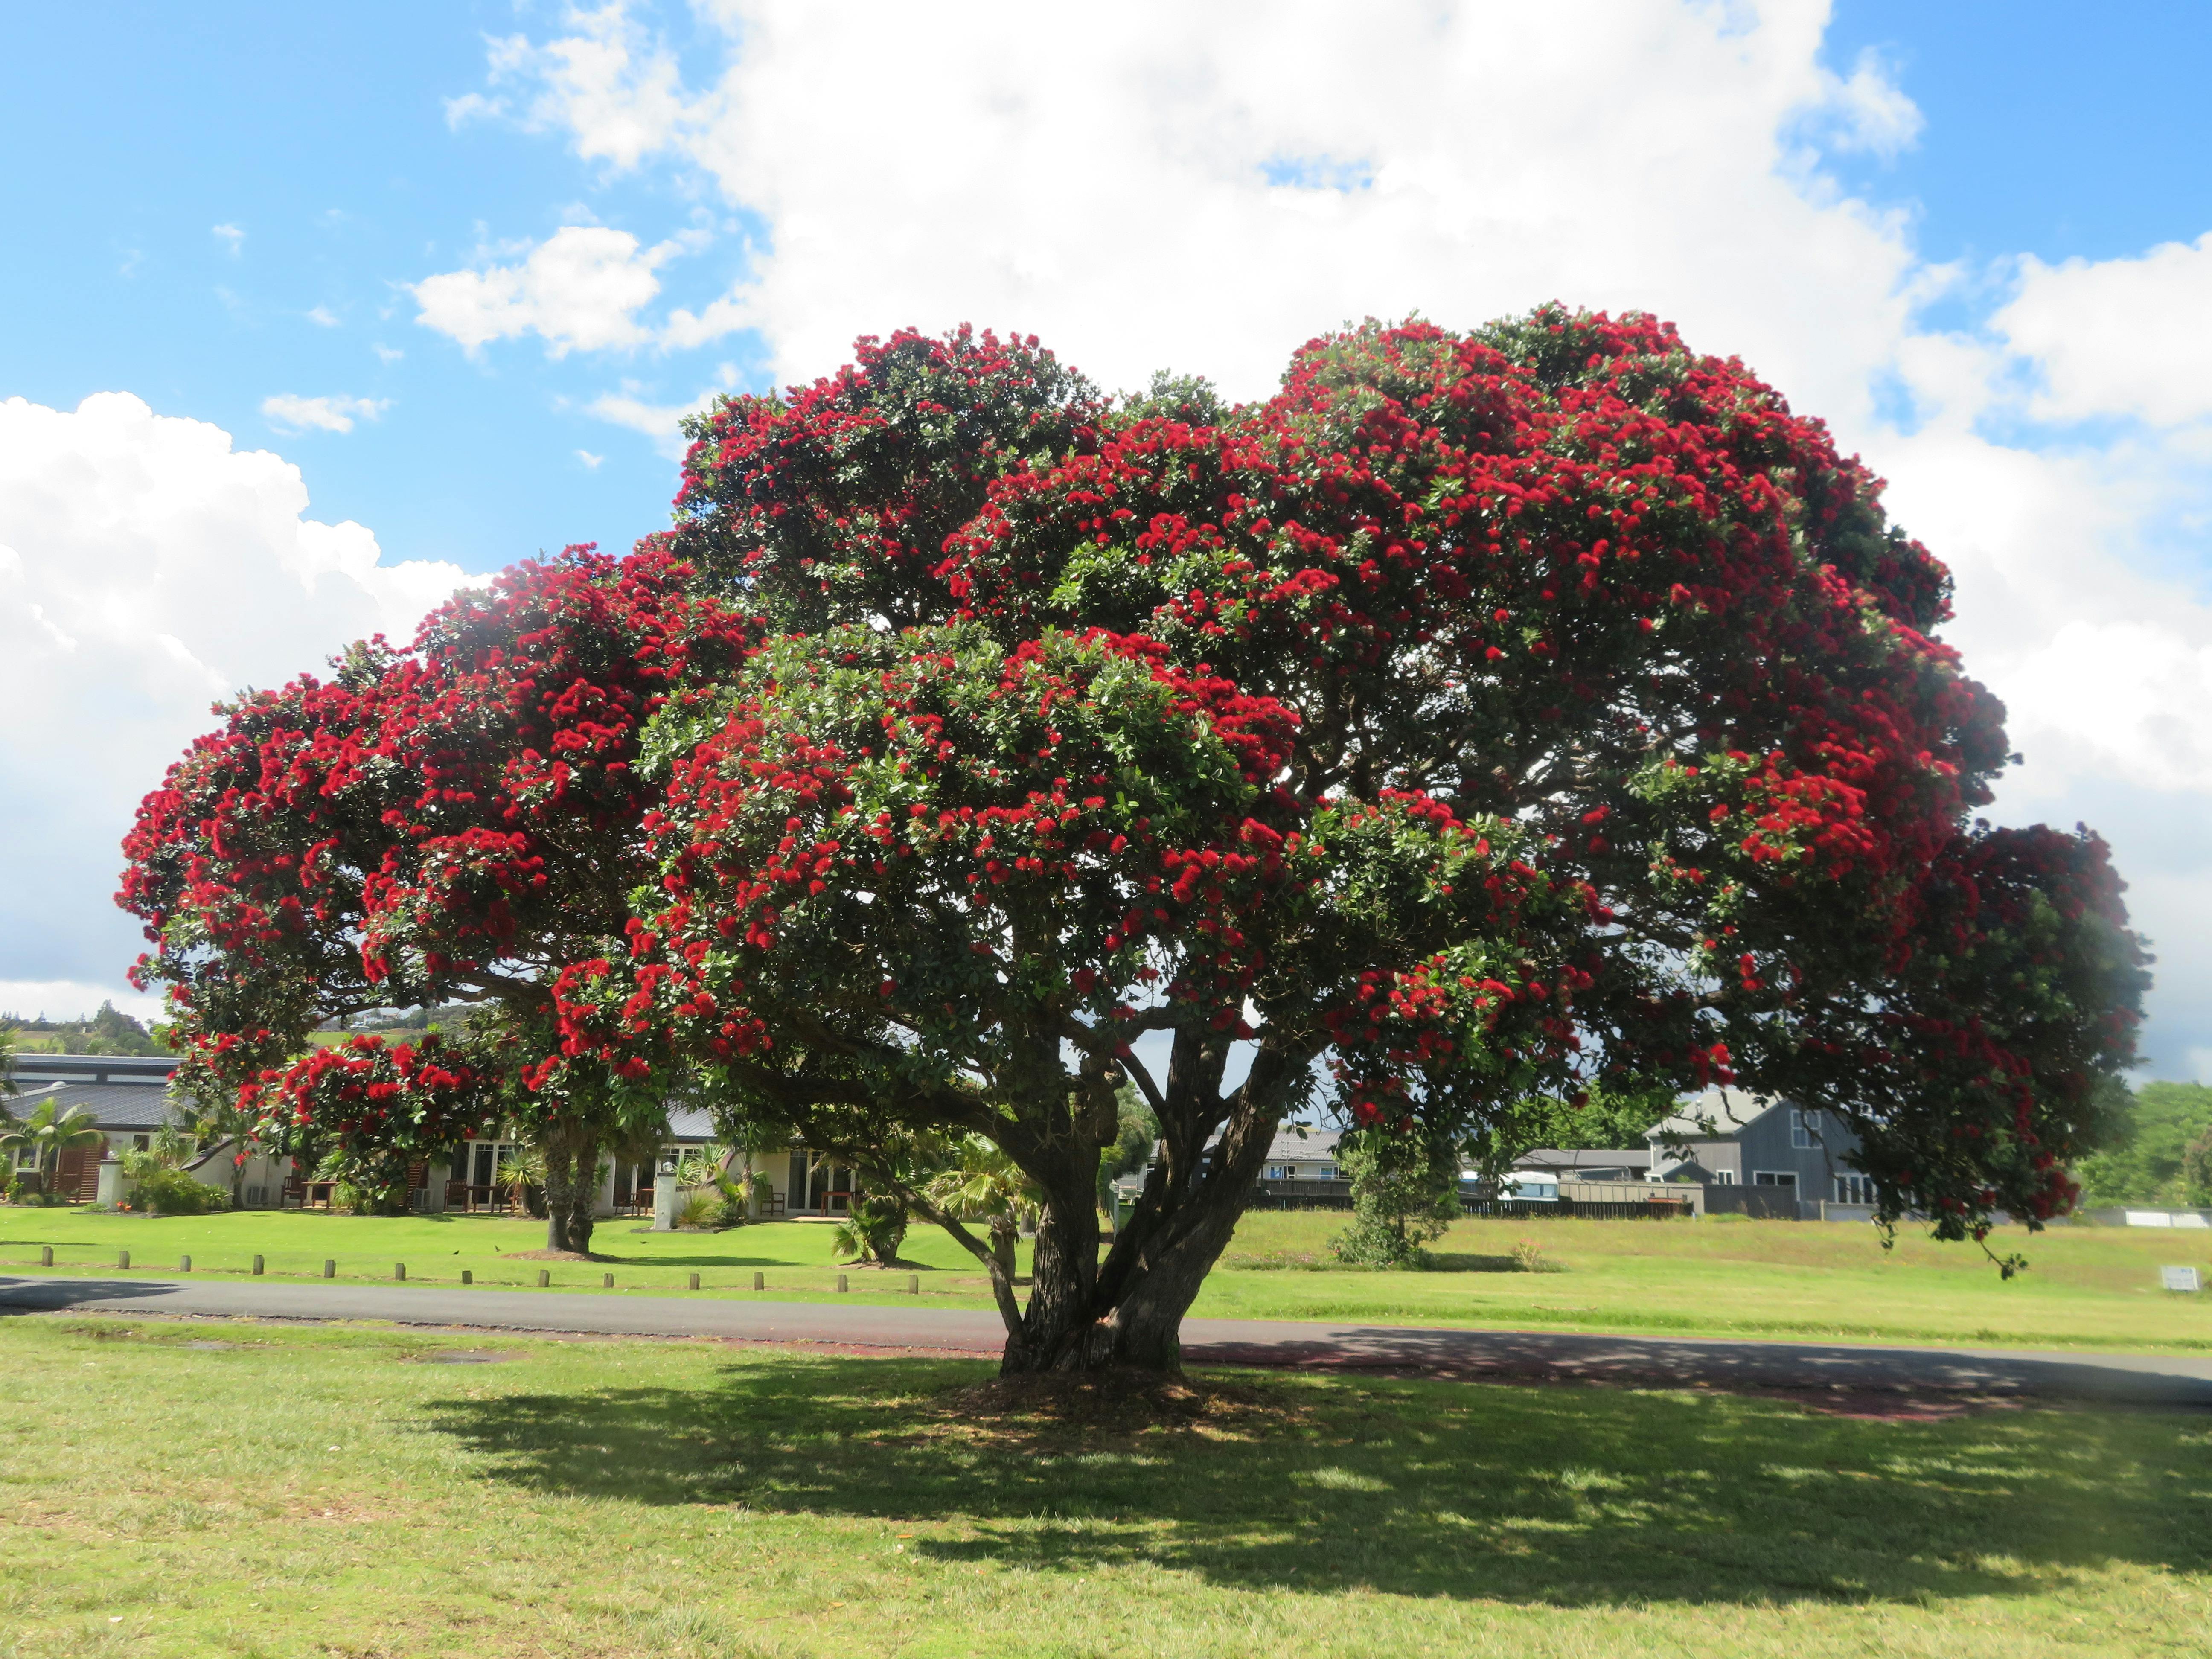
[1708,1169,1736,1185]
[1752,1171,1798,1188]
[1790,1109,1817,1149]
[132,1135,151,1152]
[1834,1174,1873,1205]
[1317,1164,1336,1181]
[1264,1164,1286,1180]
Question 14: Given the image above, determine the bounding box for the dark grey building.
[1646,1087,1871,1218]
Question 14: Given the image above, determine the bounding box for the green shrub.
[130,1167,229,1216]
[676,1190,719,1229]
[1330,1129,1461,1269]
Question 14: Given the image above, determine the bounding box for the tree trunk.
[991,1035,1303,1376]
[539,1124,601,1254]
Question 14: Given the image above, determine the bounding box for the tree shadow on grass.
[418,1355,2211,1609]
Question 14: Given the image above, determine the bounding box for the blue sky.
[4,1,2211,1081]
[1,2,2205,574]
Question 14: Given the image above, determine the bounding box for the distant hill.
[3,1001,170,1057]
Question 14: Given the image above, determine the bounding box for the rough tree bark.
[538,1124,602,1254]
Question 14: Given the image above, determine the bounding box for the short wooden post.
[537,1269,550,1288]
[323,1259,335,1279]
[252,1254,265,1276]
[461,1269,473,1286]
[752,1271,764,1291]
[39,1246,52,1267]
[118,1250,130,1269]
[688,1272,701,1291]
[836,1273,848,1294]
[907,1273,919,1295]
[394,1263,406,1281]
[602,1272,614,1289]
[179,1255,192,1272]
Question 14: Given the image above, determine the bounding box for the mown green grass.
[4,1206,2211,1353]
[0,1315,2206,1658]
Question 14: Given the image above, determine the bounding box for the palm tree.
[498,1146,548,1217]
[922,1138,1038,1282]
[0,1100,108,1200]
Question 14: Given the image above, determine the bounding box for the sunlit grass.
[4,1205,2210,1353]
[0,1316,2206,1657]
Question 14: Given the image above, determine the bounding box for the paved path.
[5,1274,2209,1407]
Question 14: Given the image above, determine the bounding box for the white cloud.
[576,448,605,469]
[1810,47,1924,157]
[211,223,244,255]
[1994,232,2212,426]
[0,393,469,1007]
[306,305,341,328]
[581,374,725,457]
[410,224,699,356]
[373,343,404,364]
[260,393,392,434]
[479,0,1926,411]
[475,1,700,169]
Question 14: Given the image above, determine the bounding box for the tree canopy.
[120,309,2148,1371]
[2073,1080,2211,1206]
[119,544,758,1250]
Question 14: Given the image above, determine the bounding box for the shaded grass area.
[5,1207,2212,1353]
[1,1316,2208,1658]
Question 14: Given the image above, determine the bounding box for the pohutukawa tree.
[559,313,2147,1369]
[118,311,2148,1371]
[119,545,758,1251]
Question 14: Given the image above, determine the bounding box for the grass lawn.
[4,1206,2211,1354]
[0,1316,2206,1658]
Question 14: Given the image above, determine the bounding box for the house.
[437,1106,881,1220]
[6,1053,292,1204]
[1260,1125,1342,1182]
[1645,1087,1870,1218]
[4,1051,1083,1222]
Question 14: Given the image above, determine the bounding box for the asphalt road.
[6,1273,2209,1407]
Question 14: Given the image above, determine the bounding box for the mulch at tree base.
[499,1249,604,1262]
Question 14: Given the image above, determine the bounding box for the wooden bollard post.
[394,1263,406,1282]
[252,1254,264,1276]
[461,1269,473,1286]
[836,1272,848,1293]
[752,1271,764,1291]
[907,1273,919,1295]
[323,1259,335,1279]
[39,1246,52,1267]
[118,1250,130,1269]
[602,1272,614,1289]
[179,1255,192,1273]
[688,1272,701,1291]
[537,1269,550,1288]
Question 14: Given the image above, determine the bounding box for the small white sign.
[2162,1265,2203,1293]
[2126,1210,2175,1227]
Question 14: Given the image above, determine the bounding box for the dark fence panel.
[1247,1187,1691,1220]
[1701,1187,1799,1220]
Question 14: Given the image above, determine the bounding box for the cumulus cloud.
[581,373,729,457]
[261,393,390,433]
[211,223,243,254]
[1994,232,2212,426]
[410,224,702,356]
[0,393,469,1009]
